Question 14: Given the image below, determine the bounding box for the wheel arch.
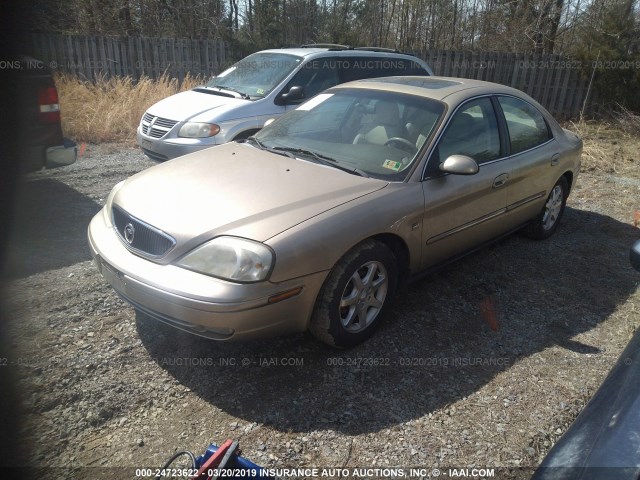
[562,170,574,194]
[309,234,403,347]
[232,128,261,141]
[314,232,410,300]
[368,232,411,282]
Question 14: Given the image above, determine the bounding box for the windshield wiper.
[193,86,235,98]
[212,85,250,99]
[271,147,369,177]
[245,137,296,159]
[245,136,264,148]
[247,141,369,177]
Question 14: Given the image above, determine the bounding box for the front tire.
[309,240,397,348]
[525,176,568,240]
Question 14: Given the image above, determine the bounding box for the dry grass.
[566,115,640,177]
[566,119,612,172]
[613,105,640,136]
[55,73,204,144]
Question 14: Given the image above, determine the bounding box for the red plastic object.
[193,439,233,480]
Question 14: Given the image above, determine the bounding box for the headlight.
[103,180,125,226]
[177,236,274,282]
[178,122,220,138]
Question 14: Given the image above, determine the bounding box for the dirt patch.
[2,135,639,479]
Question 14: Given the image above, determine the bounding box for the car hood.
[113,143,387,260]
[146,89,248,122]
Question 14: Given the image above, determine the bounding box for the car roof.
[335,76,531,103]
[259,47,422,60]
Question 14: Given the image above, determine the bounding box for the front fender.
[266,182,425,283]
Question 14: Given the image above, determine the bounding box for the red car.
[17,56,76,172]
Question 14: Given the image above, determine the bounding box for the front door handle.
[493,173,509,188]
[551,153,560,166]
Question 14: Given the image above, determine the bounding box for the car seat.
[352,100,406,146]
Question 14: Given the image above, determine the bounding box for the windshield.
[254,89,445,180]
[206,52,302,98]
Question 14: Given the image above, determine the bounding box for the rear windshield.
[206,52,302,98]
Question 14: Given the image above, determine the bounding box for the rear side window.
[498,96,551,154]
[342,57,427,82]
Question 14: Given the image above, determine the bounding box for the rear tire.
[309,240,397,348]
[525,176,568,240]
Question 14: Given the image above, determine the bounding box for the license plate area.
[101,260,126,291]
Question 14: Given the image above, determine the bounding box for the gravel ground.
[2,137,639,480]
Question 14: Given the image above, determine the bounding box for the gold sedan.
[88,77,582,347]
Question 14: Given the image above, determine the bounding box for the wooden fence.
[28,34,593,118]
[29,34,231,83]
[421,50,592,118]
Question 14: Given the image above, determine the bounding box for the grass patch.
[56,74,204,144]
[565,115,640,177]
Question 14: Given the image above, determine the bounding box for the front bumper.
[88,210,327,341]
[137,128,218,161]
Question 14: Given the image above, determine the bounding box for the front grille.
[112,205,175,258]
[154,117,178,128]
[147,128,166,138]
[140,113,178,139]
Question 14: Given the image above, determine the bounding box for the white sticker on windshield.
[296,93,334,111]
[216,66,236,78]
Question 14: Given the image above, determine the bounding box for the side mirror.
[280,85,305,104]
[631,240,640,272]
[439,155,479,175]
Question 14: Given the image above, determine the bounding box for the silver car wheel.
[310,240,397,347]
[339,261,388,333]
[542,185,564,231]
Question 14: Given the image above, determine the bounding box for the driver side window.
[280,60,340,104]
[430,98,501,169]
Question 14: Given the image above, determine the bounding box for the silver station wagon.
[90,77,582,347]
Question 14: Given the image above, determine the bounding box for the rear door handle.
[551,153,560,166]
[493,173,509,188]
